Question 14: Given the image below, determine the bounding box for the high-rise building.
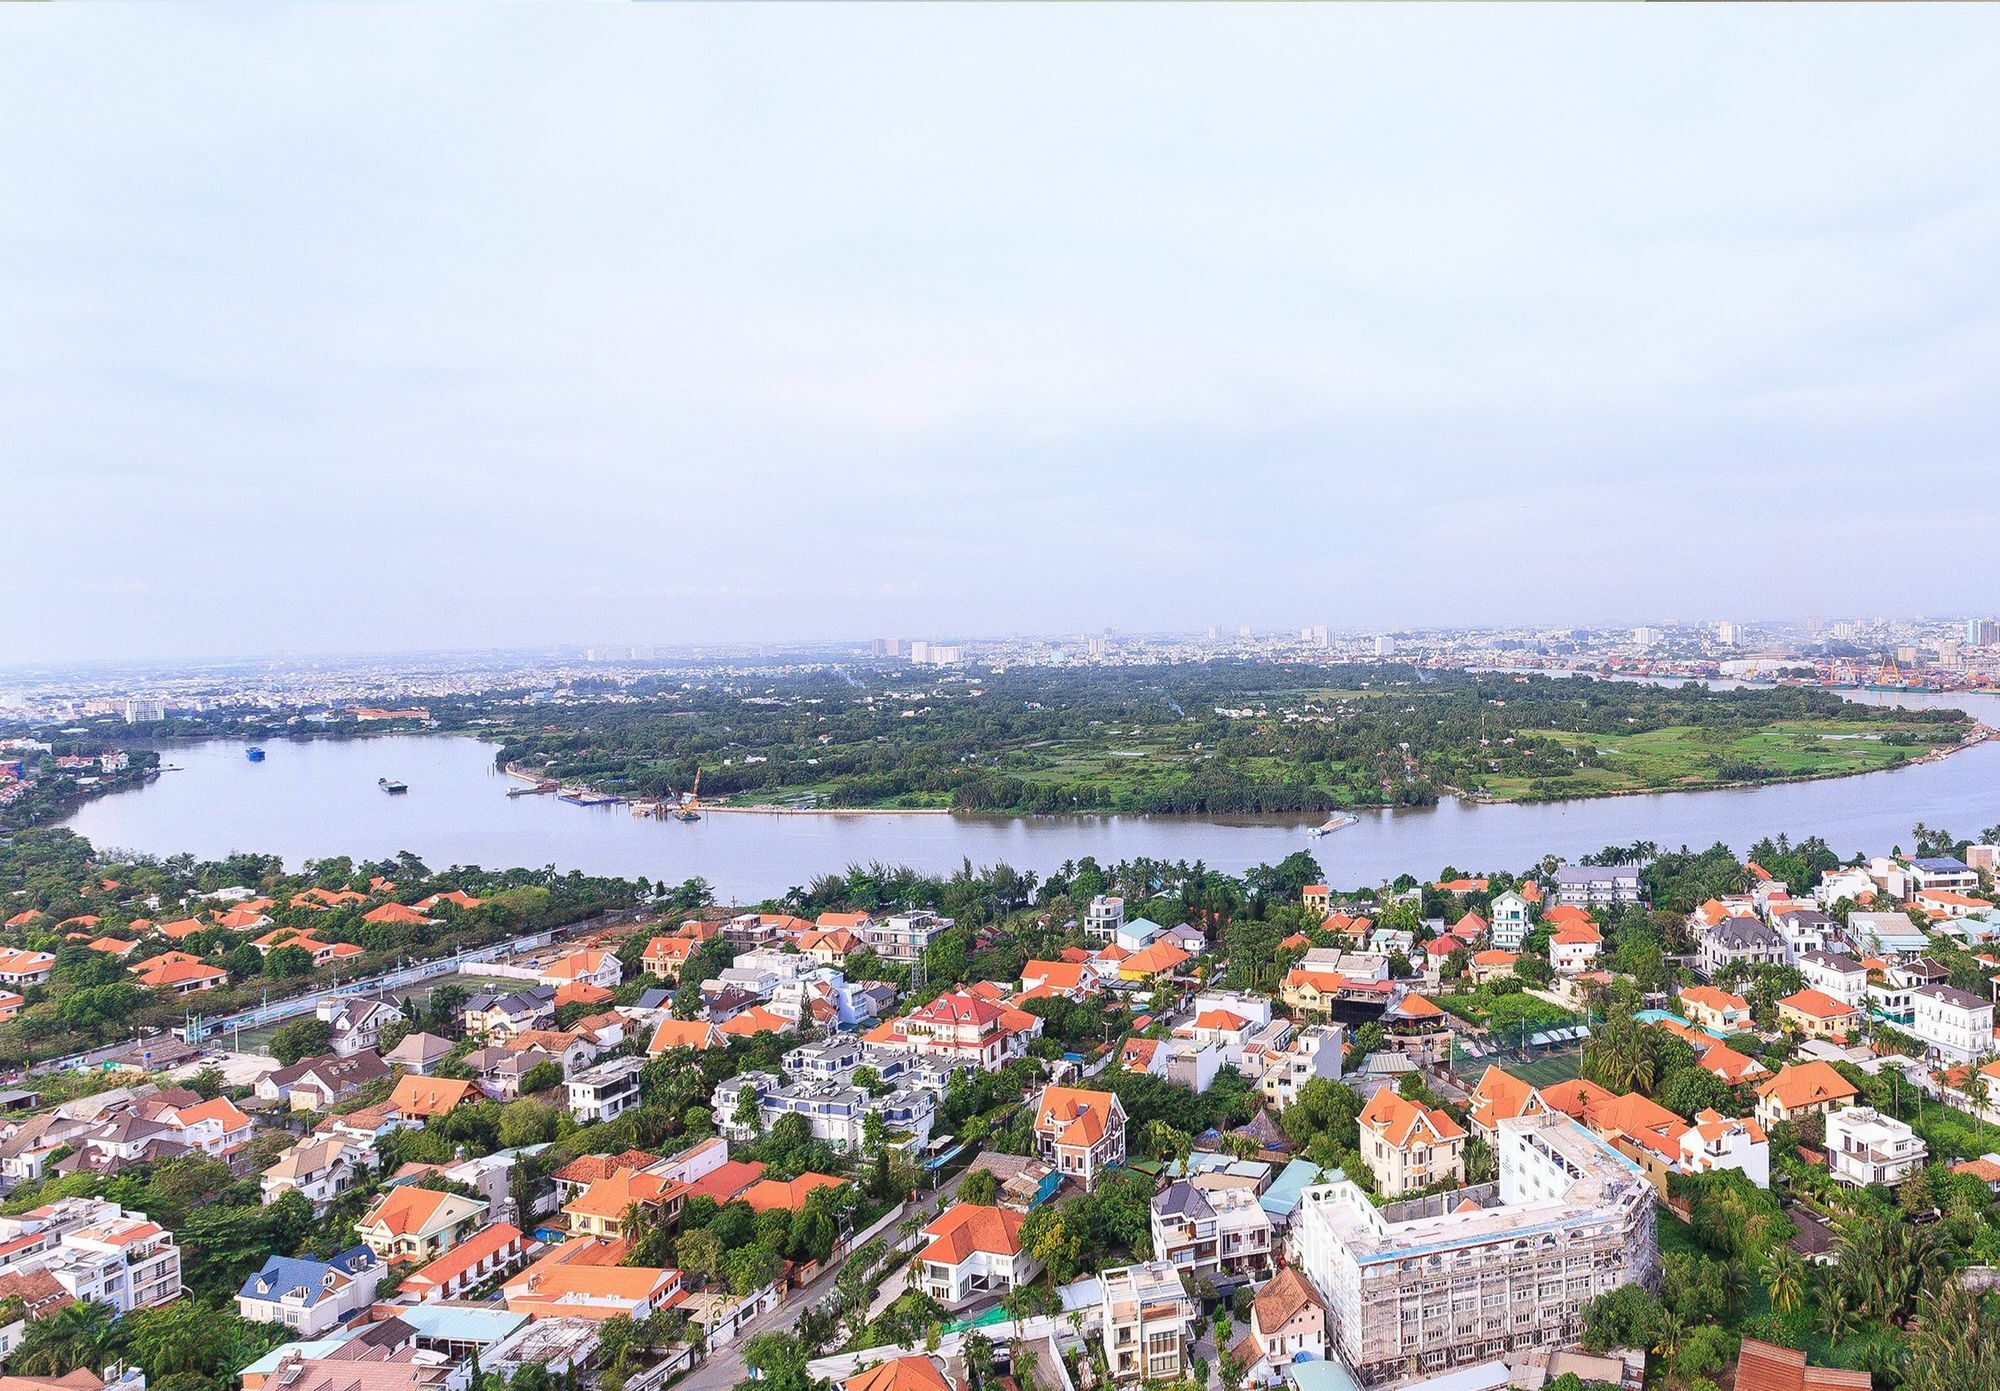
[122,697,167,724]
[1716,621,1742,646]
[1372,634,1397,657]
[1966,618,1998,647]
[1291,1114,1656,1386]
[1301,625,1329,647]
[1631,627,1661,647]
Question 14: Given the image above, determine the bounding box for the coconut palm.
[9,1301,123,1377]
[1762,1246,1809,1316]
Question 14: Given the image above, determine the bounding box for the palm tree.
[10,1301,123,1377]
[1147,1121,1193,1175]
[1818,1281,1858,1346]
[1219,1133,1260,1161]
[1762,1247,1808,1316]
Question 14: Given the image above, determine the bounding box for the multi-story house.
[1149,1181,1274,1279]
[316,997,405,1057]
[261,1135,376,1212]
[1826,1107,1927,1188]
[1033,1086,1127,1191]
[1233,1268,1325,1386]
[1291,1115,1656,1387]
[1676,1110,1770,1188]
[913,1203,1039,1307]
[1908,984,1995,1061]
[1084,896,1126,943]
[355,1186,486,1263]
[397,1221,530,1304]
[1753,1061,1859,1129]
[864,910,954,963]
[712,1071,937,1153]
[0,1200,183,1312]
[462,986,556,1040]
[1700,917,1787,979]
[641,935,697,980]
[1487,891,1532,950]
[1846,910,1931,958]
[1356,1089,1465,1197]
[1770,908,1835,963]
[1258,1024,1345,1111]
[257,1051,392,1112]
[1777,989,1859,1040]
[538,949,623,992]
[567,1057,645,1125]
[1797,951,1869,1007]
[1099,1262,1197,1384]
[1677,985,1751,1033]
[1906,857,1979,895]
[236,1248,383,1336]
[1546,921,1603,976]
[899,992,1034,1071]
[1550,866,1643,908]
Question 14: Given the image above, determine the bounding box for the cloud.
[2,7,1999,659]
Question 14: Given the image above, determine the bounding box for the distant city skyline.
[5,8,2000,662]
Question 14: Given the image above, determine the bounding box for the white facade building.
[1825,1107,1926,1188]
[1291,1115,1656,1386]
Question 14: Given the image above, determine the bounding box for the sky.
[4,7,2000,663]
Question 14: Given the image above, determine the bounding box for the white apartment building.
[567,1057,645,1125]
[1085,895,1126,943]
[1908,985,1995,1062]
[712,1071,937,1153]
[1099,1261,1198,1384]
[1797,952,1870,1008]
[864,910,955,964]
[1291,1115,1656,1387]
[1550,866,1643,908]
[1258,1024,1346,1111]
[1825,1107,1927,1188]
[0,1199,183,1312]
[1487,892,1532,951]
[1149,1181,1275,1280]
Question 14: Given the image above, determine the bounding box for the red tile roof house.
[396,1222,531,1303]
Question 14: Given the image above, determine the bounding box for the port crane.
[674,766,702,822]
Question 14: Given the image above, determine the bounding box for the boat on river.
[1308,814,1359,837]
[379,777,408,794]
[245,747,265,762]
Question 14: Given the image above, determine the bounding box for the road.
[680,1167,971,1391]
[23,907,645,1077]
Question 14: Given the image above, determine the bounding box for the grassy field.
[1477,718,1956,800]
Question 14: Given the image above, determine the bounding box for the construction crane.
[674,766,702,822]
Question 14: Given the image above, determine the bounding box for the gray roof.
[1152,1180,1214,1220]
[1800,950,1864,973]
[1709,918,1783,950]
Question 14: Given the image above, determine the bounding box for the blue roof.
[1283,1360,1361,1391]
[1261,1158,1332,1218]
[239,1337,356,1377]
[391,1304,529,1345]
[238,1247,376,1306]
[1913,857,1971,872]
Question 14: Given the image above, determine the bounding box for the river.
[56,688,2000,902]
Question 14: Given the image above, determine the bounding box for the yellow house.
[1777,989,1858,1041]
[1281,969,1346,1018]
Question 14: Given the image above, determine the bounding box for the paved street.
[681,1167,971,1391]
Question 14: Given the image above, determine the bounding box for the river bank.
[56,727,2000,901]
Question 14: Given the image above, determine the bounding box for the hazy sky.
[5,8,1999,662]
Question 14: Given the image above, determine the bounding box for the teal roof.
[1283,1360,1361,1391]
[1262,1158,1334,1218]
[393,1304,529,1344]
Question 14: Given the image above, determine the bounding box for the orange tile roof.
[718,1006,791,1037]
[389,1074,477,1118]
[1755,1061,1859,1113]
[1467,1065,1541,1133]
[1679,985,1749,1016]
[402,1221,523,1292]
[843,1357,954,1391]
[648,1018,723,1053]
[361,1184,476,1238]
[1193,1009,1249,1032]
[742,1172,845,1213]
[918,1203,1025,1264]
[1779,989,1856,1021]
[129,952,227,989]
[1035,1086,1120,1151]
[1359,1088,1464,1148]
[364,902,431,926]
[565,1170,678,1221]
